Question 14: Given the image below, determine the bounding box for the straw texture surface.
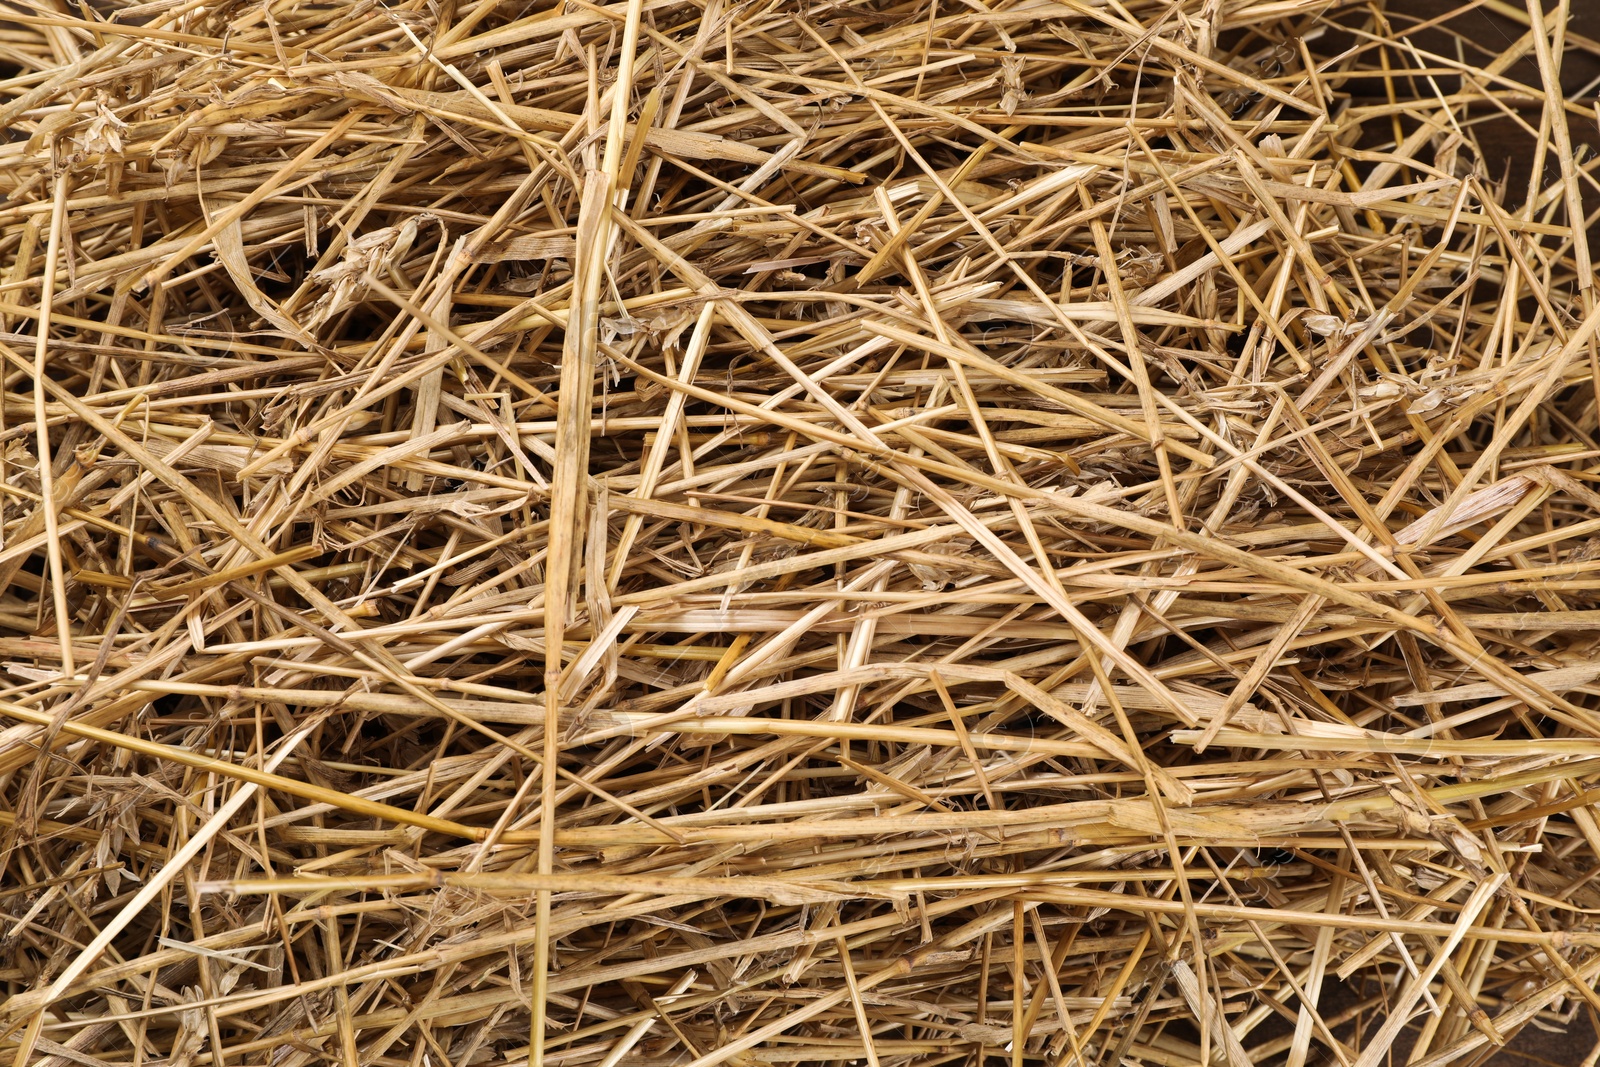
[1,0,1599,1065]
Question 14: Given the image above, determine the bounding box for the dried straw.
[1,0,1599,1065]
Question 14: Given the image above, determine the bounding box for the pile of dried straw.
[1,0,1599,1064]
